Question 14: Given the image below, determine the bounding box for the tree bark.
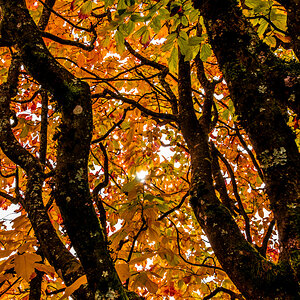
[0,1,128,298]
[186,0,300,298]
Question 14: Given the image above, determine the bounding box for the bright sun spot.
[136,170,148,181]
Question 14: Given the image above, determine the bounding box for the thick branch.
[1,1,127,297]
[39,90,48,167]
[192,0,299,297]
[42,30,96,51]
[0,56,88,299]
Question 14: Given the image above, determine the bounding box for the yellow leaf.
[59,275,87,299]
[0,257,14,273]
[147,227,159,242]
[18,243,32,254]
[12,214,27,230]
[115,263,130,282]
[132,272,158,294]
[144,276,158,294]
[34,263,55,277]
[129,252,156,265]
[14,253,42,282]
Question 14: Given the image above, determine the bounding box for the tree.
[0,0,299,299]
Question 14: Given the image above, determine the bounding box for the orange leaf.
[0,249,13,259]
[115,263,130,282]
[132,272,158,294]
[14,253,42,282]
[34,263,56,277]
[59,275,87,299]
[129,252,156,264]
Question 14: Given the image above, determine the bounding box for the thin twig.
[91,108,131,144]
[168,218,223,271]
[157,192,189,221]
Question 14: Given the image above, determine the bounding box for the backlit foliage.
[0,0,298,299]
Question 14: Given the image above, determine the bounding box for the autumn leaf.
[34,263,56,277]
[59,275,87,299]
[79,0,92,19]
[0,0,299,299]
[129,252,156,265]
[132,272,158,294]
[14,253,42,282]
[115,263,130,282]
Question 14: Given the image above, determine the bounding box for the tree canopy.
[0,0,299,299]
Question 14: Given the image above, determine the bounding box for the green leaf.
[112,139,120,150]
[80,0,92,17]
[178,31,189,55]
[161,33,177,52]
[126,0,135,6]
[264,36,276,47]
[20,124,29,138]
[119,20,135,37]
[188,36,203,46]
[189,8,200,23]
[245,0,257,8]
[104,0,114,9]
[115,30,125,53]
[257,19,268,37]
[200,43,212,62]
[131,14,145,22]
[159,8,169,18]
[184,45,200,61]
[179,30,188,41]
[144,194,156,201]
[222,108,229,121]
[168,46,178,73]
[122,178,139,193]
[253,2,269,14]
[180,15,189,27]
[133,26,147,39]
[117,0,127,11]
[150,16,161,33]
[141,29,150,44]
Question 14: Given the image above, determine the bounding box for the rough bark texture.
[0,1,130,299]
[183,0,300,298]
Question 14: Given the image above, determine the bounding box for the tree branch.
[39,90,48,168]
[91,108,130,144]
[38,0,56,31]
[203,286,244,300]
[259,219,275,257]
[157,192,189,221]
[96,89,178,122]
[211,143,252,243]
[41,30,96,51]
[169,218,223,271]
[125,41,168,72]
